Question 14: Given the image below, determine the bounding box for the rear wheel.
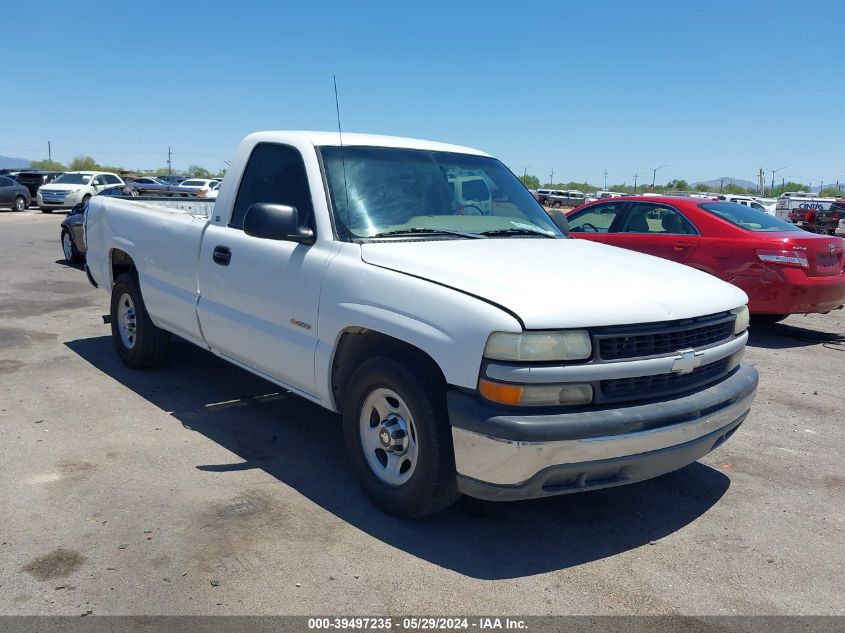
[41,207,53,213]
[61,230,83,264]
[13,196,26,212]
[110,273,171,368]
[754,313,789,325]
[343,357,458,518]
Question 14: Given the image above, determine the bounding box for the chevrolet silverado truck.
[85,131,758,517]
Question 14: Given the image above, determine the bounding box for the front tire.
[110,273,171,368]
[13,196,26,212]
[61,230,83,264]
[343,357,458,518]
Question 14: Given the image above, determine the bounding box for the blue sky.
[3,0,843,188]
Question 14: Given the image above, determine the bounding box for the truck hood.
[360,238,747,329]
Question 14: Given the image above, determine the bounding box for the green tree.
[68,155,98,171]
[694,183,710,192]
[776,181,810,195]
[519,174,540,189]
[29,159,66,171]
[666,179,690,191]
[723,183,754,195]
[187,165,212,178]
[819,188,842,198]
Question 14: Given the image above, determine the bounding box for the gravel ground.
[0,208,842,616]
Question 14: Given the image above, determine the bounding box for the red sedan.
[565,196,845,319]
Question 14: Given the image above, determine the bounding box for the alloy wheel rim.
[359,387,418,486]
[116,292,137,349]
[62,233,73,260]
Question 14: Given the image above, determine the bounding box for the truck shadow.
[747,321,845,349]
[66,336,730,580]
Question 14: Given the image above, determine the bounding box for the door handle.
[672,242,691,251]
[212,246,231,266]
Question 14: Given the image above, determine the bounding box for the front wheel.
[110,273,171,368]
[13,196,26,212]
[343,357,458,518]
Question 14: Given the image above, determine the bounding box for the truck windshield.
[699,202,800,232]
[320,146,562,239]
[54,173,92,185]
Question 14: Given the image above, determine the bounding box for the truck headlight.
[731,306,749,335]
[478,379,593,407]
[484,330,592,362]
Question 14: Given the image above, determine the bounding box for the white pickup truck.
[85,131,758,517]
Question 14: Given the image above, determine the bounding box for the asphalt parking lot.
[1,207,843,617]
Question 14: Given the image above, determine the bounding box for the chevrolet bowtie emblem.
[671,348,704,375]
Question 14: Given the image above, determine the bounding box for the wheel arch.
[110,248,137,286]
[329,327,448,414]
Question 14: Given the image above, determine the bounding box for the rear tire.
[61,230,83,264]
[110,273,171,368]
[13,196,26,212]
[41,207,53,213]
[754,313,789,325]
[342,357,459,518]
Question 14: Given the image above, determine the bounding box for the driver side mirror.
[243,203,315,245]
[547,209,569,233]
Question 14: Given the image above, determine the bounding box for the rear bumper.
[748,269,845,314]
[448,364,758,500]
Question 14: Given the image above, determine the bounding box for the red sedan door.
[605,201,701,263]
[566,201,627,244]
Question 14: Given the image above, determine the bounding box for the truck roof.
[245,131,490,157]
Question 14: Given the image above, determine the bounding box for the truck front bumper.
[448,364,758,501]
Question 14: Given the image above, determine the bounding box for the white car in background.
[37,171,124,213]
[179,178,217,195]
[206,181,221,199]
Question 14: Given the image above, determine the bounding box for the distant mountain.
[692,177,758,191]
[0,155,31,169]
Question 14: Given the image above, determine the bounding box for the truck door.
[196,142,330,396]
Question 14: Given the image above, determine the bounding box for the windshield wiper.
[478,227,558,238]
[370,228,487,239]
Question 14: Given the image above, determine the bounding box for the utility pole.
[781,177,785,195]
[603,170,608,190]
[720,178,724,193]
[549,167,554,186]
[758,168,765,195]
[651,164,667,188]
[167,147,172,175]
[769,166,788,196]
[48,141,52,162]
[633,173,639,194]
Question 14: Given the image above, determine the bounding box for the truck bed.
[85,195,215,346]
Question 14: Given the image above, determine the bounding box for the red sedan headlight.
[756,249,809,269]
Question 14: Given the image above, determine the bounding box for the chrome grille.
[595,313,734,361]
[598,358,730,404]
